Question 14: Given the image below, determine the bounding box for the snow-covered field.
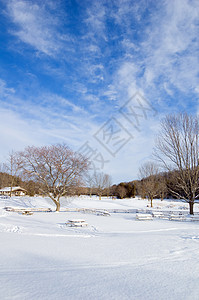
[0,195,199,300]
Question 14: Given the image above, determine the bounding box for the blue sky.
[0,0,199,183]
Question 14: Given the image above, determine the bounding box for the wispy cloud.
[0,78,98,154]
[85,1,107,41]
[140,0,199,96]
[0,79,15,96]
[6,0,70,56]
[104,0,199,112]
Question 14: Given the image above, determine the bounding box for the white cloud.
[85,1,107,41]
[6,0,68,56]
[0,78,99,161]
[105,0,199,116]
[103,85,117,101]
[121,39,139,52]
[112,0,144,26]
[140,0,199,95]
[0,100,98,163]
[0,107,44,160]
[0,79,15,96]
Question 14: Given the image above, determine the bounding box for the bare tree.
[85,173,95,198]
[104,174,112,197]
[93,172,111,200]
[0,163,8,188]
[138,161,160,207]
[19,144,89,211]
[157,175,167,201]
[154,113,199,214]
[5,151,23,196]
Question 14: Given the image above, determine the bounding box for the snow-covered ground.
[0,195,199,300]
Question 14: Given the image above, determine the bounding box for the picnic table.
[152,211,168,219]
[66,219,88,227]
[169,214,186,221]
[136,213,153,221]
[190,215,199,221]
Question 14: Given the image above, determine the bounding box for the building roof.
[0,186,27,192]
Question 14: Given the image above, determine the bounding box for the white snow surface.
[0,195,199,300]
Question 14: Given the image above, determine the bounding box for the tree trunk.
[150,197,153,208]
[56,201,60,212]
[10,182,13,197]
[189,201,194,215]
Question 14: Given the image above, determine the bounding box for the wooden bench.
[66,219,88,227]
[4,207,52,213]
[136,213,153,221]
[27,208,52,212]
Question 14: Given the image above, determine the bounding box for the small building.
[0,186,27,196]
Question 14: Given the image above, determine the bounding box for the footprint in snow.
[181,235,199,241]
[0,223,23,233]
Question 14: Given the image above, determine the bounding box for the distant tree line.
[0,171,41,196]
[0,164,194,204]
[110,182,136,199]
